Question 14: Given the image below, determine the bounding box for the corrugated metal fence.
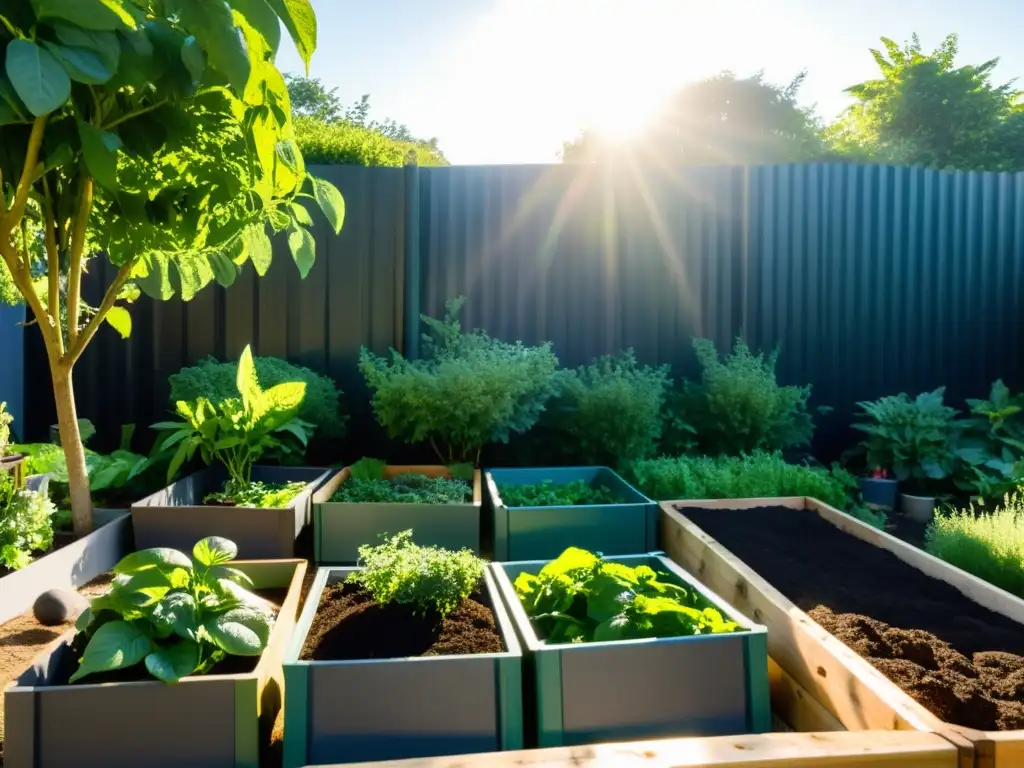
[21,162,1024,459]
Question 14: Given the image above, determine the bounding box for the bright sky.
[275,0,1024,165]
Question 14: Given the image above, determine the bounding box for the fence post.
[403,162,421,360]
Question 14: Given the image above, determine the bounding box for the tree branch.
[67,177,94,346]
[65,262,132,366]
[103,99,169,130]
[43,209,64,357]
[1,117,46,237]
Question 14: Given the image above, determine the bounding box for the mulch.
[679,504,1024,731]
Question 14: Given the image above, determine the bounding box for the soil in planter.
[299,582,503,661]
[679,504,1024,731]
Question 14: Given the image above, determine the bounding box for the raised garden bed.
[4,557,306,768]
[663,496,1024,768]
[312,466,482,564]
[487,467,656,561]
[491,550,770,747]
[131,466,331,559]
[0,508,129,625]
[283,565,522,767]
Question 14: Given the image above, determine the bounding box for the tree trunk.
[52,367,93,536]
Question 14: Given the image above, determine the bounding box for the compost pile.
[680,504,1024,730]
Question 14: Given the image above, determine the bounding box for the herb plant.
[546,351,670,468]
[514,547,741,643]
[152,346,311,503]
[349,531,486,617]
[334,474,471,505]
[71,537,274,684]
[0,470,56,570]
[498,480,620,508]
[359,297,559,464]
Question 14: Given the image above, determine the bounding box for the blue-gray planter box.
[486,466,657,561]
[491,552,771,748]
[282,566,524,768]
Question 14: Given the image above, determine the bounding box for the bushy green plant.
[514,547,740,643]
[925,494,1024,597]
[295,117,448,167]
[153,346,311,503]
[71,537,274,684]
[0,401,12,456]
[852,387,959,493]
[548,351,669,468]
[334,474,471,505]
[0,470,55,570]
[349,531,486,616]
[498,480,620,508]
[170,355,345,440]
[359,297,559,464]
[677,338,815,456]
[952,380,1024,499]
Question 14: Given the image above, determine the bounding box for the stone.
[33,588,89,626]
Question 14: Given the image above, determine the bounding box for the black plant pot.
[859,477,899,512]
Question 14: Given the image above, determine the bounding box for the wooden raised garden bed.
[0,508,129,625]
[662,496,1024,768]
[131,466,331,559]
[312,466,482,564]
[4,558,306,768]
[282,565,523,768]
[491,552,771,747]
[486,467,656,561]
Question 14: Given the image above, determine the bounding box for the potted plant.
[486,466,656,561]
[491,547,769,747]
[134,345,330,559]
[5,537,306,767]
[851,388,959,522]
[312,458,482,563]
[860,466,900,513]
[283,532,522,767]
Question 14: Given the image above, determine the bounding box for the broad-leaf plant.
[71,536,274,683]
[0,0,343,536]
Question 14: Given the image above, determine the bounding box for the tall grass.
[925,494,1024,597]
[295,117,447,167]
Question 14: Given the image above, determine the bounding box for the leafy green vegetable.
[951,380,1024,499]
[204,480,306,509]
[71,536,275,684]
[513,547,741,644]
[0,470,56,570]
[498,480,620,508]
[332,473,471,505]
[152,345,311,500]
[349,531,485,617]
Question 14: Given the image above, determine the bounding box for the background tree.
[0,0,344,535]
[827,34,1024,170]
[284,73,342,122]
[563,71,828,164]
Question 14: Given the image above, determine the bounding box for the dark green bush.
[359,297,559,465]
[547,351,670,468]
[168,355,345,439]
[668,338,815,456]
[295,117,447,167]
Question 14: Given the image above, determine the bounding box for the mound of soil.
[679,504,1024,731]
[300,582,503,661]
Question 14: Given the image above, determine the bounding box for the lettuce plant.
[513,547,740,644]
[71,537,274,684]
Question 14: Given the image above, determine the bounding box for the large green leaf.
[6,40,71,117]
[30,0,136,31]
[76,118,121,190]
[180,36,205,83]
[68,621,151,683]
[287,225,315,279]
[311,176,344,234]
[53,24,120,71]
[193,536,238,567]
[104,306,132,338]
[204,608,272,655]
[113,547,192,574]
[176,0,251,94]
[265,0,315,71]
[243,224,272,276]
[150,592,199,641]
[145,640,201,683]
[43,42,113,84]
[229,0,281,55]
[236,345,261,414]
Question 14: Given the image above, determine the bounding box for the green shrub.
[169,354,345,440]
[0,470,55,570]
[295,117,447,167]
[671,338,814,456]
[349,531,486,616]
[359,297,559,464]
[925,495,1024,597]
[548,351,669,468]
[333,474,472,504]
[498,480,620,507]
[952,380,1024,499]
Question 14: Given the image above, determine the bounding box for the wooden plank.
[766,658,844,734]
[323,731,958,768]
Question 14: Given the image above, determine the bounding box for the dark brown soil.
[300,582,504,661]
[679,504,1024,731]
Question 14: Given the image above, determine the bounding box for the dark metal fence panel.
[0,303,25,437]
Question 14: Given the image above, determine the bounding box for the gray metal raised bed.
[282,566,523,767]
[131,465,331,559]
[312,466,482,564]
[4,558,307,768]
[491,552,771,747]
[0,507,129,625]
